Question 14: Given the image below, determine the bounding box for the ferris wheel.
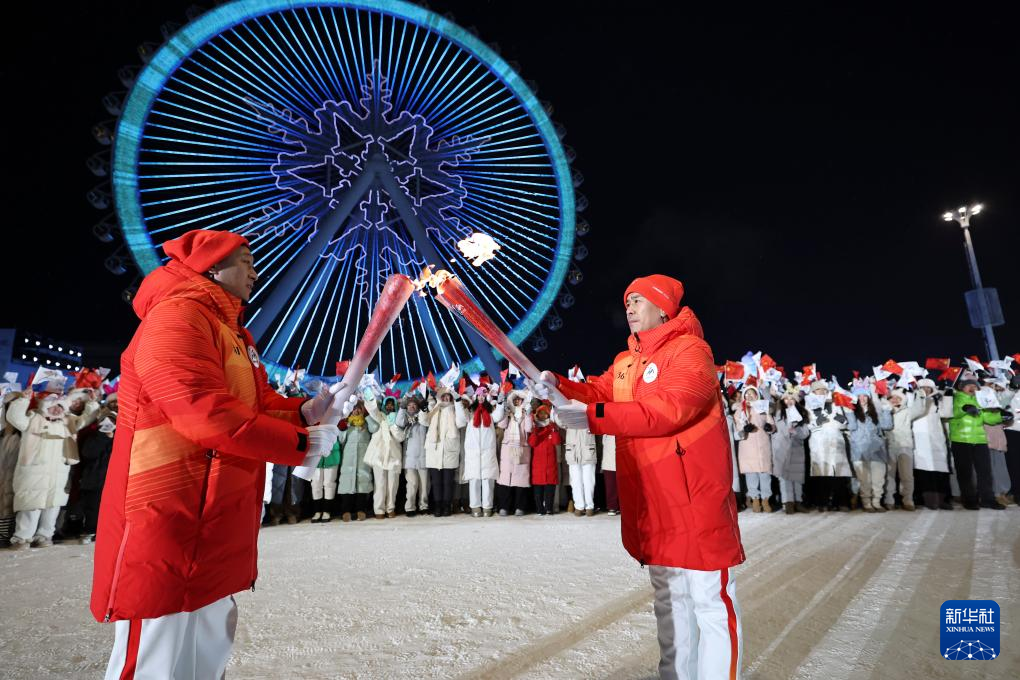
[91,0,589,382]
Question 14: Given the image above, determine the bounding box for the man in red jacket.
[93,230,346,679]
[537,274,745,680]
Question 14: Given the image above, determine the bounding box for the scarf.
[348,414,365,428]
[472,402,492,428]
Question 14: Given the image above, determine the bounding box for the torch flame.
[457,232,500,267]
[412,265,455,295]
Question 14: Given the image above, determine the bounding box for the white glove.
[554,399,590,429]
[300,384,332,425]
[320,382,357,425]
[292,423,340,480]
[527,370,558,400]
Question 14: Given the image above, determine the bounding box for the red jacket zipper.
[104,523,132,622]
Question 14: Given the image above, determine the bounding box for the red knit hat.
[623,274,684,319]
[162,230,249,273]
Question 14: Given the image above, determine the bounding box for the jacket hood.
[133,260,244,332]
[628,306,704,354]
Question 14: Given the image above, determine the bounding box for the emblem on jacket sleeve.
[247,346,261,367]
[643,363,659,383]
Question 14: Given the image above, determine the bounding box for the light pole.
[942,203,1000,361]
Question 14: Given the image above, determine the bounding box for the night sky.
[4,2,1018,380]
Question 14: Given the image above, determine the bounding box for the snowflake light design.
[247,62,483,293]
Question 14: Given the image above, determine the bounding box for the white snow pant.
[105,595,237,680]
[743,472,772,500]
[568,462,597,510]
[404,468,429,512]
[372,467,400,515]
[469,478,495,509]
[649,566,742,680]
[853,461,886,505]
[13,506,60,543]
[310,465,339,500]
[779,479,803,503]
[883,453,914,505]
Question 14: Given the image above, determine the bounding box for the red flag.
[724,361,745,381]
[852,370,860,379]
[874,379,889,396]
[479,374,491,387]
[776,366,785,377]
[409,379,421,393]
[389,373,402,384]
[500,369,508,383]
[802,364,816,379]
[925,357,950,370]
[832,392,854,409]
[335,360,350,376]
[500,380,513,394]
[745,375,758,387]
[938,366,962,383]
[73,368,103,389]
[458,378,467,395]
[760,354,777,373]
[881,359,903,376]
[1012,353,1020,365]
[426,372,437,390]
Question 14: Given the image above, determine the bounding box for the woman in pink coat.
[734,385,776,512]
[496,391,533,516]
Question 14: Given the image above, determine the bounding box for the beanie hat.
[163,229,249,274]
[851,385,870,397]
[917,378,936,390]
[624,275,684,320]
[810,380,829,393]
[957,377,979,389]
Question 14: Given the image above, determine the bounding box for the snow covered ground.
[1,507,1016,679]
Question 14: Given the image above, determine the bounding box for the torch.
[294,273,415,480]
[435,277,569,406]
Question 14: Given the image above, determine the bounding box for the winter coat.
[807,402,851,477]
[399,410,428,470]
[734,406,775,474]
[845,406,893,463]
[556,308,745,572]
[984,423,1007,451]
[1004,389,1019,433]
[90,261,310,623]
[364,402,406,471]
[912,394,951,473]
[562,426,598,466]
[497,408,532,487]
[887,395,926,458]
[338,419,378,494]
[463,403,505,481]
[948,391,1002,444]
[602,435,617,472]
[528,423,561,485]
[6,397,96,512]
[318,439,341,469]
[424,401,467,469]
[80,432,115,492]
[771,418,808,483]
[1,429,22,517]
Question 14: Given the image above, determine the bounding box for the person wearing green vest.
[310,437,342,523]
[948,376,1004,510]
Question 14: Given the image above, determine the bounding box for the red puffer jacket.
[528,423,561,485]
[556,307,744,571]
[90,261,310,622]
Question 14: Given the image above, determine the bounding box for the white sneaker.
[31,536,53,548]
[79,534,95,545]
[9,539,29,551]
[514,509,525,517]
[498,509,508,516]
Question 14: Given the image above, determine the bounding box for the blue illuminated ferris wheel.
[98,0,588,381]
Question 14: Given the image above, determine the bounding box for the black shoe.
[963,502,980,510]
[406,511,417,518]
[980,501,1006,510]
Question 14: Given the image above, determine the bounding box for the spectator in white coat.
[911,379,954,510]
[364,395,406,519]
[399,398,429,516]
[1001,373,1020,505]
[734,385,776,512]
[1,392,23,544]
[806,381,852,511]
[884,388,926,510]
[496,391,532,516]
[424,389,467,517]
[771,390,810,514]
[6,390,99,548]
[462,390,505,517]
[560,421,598,517]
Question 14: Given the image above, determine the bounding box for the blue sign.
[941,600,999,660]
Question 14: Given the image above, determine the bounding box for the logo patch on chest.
[247,346,261,368]
[643,362,659,383]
